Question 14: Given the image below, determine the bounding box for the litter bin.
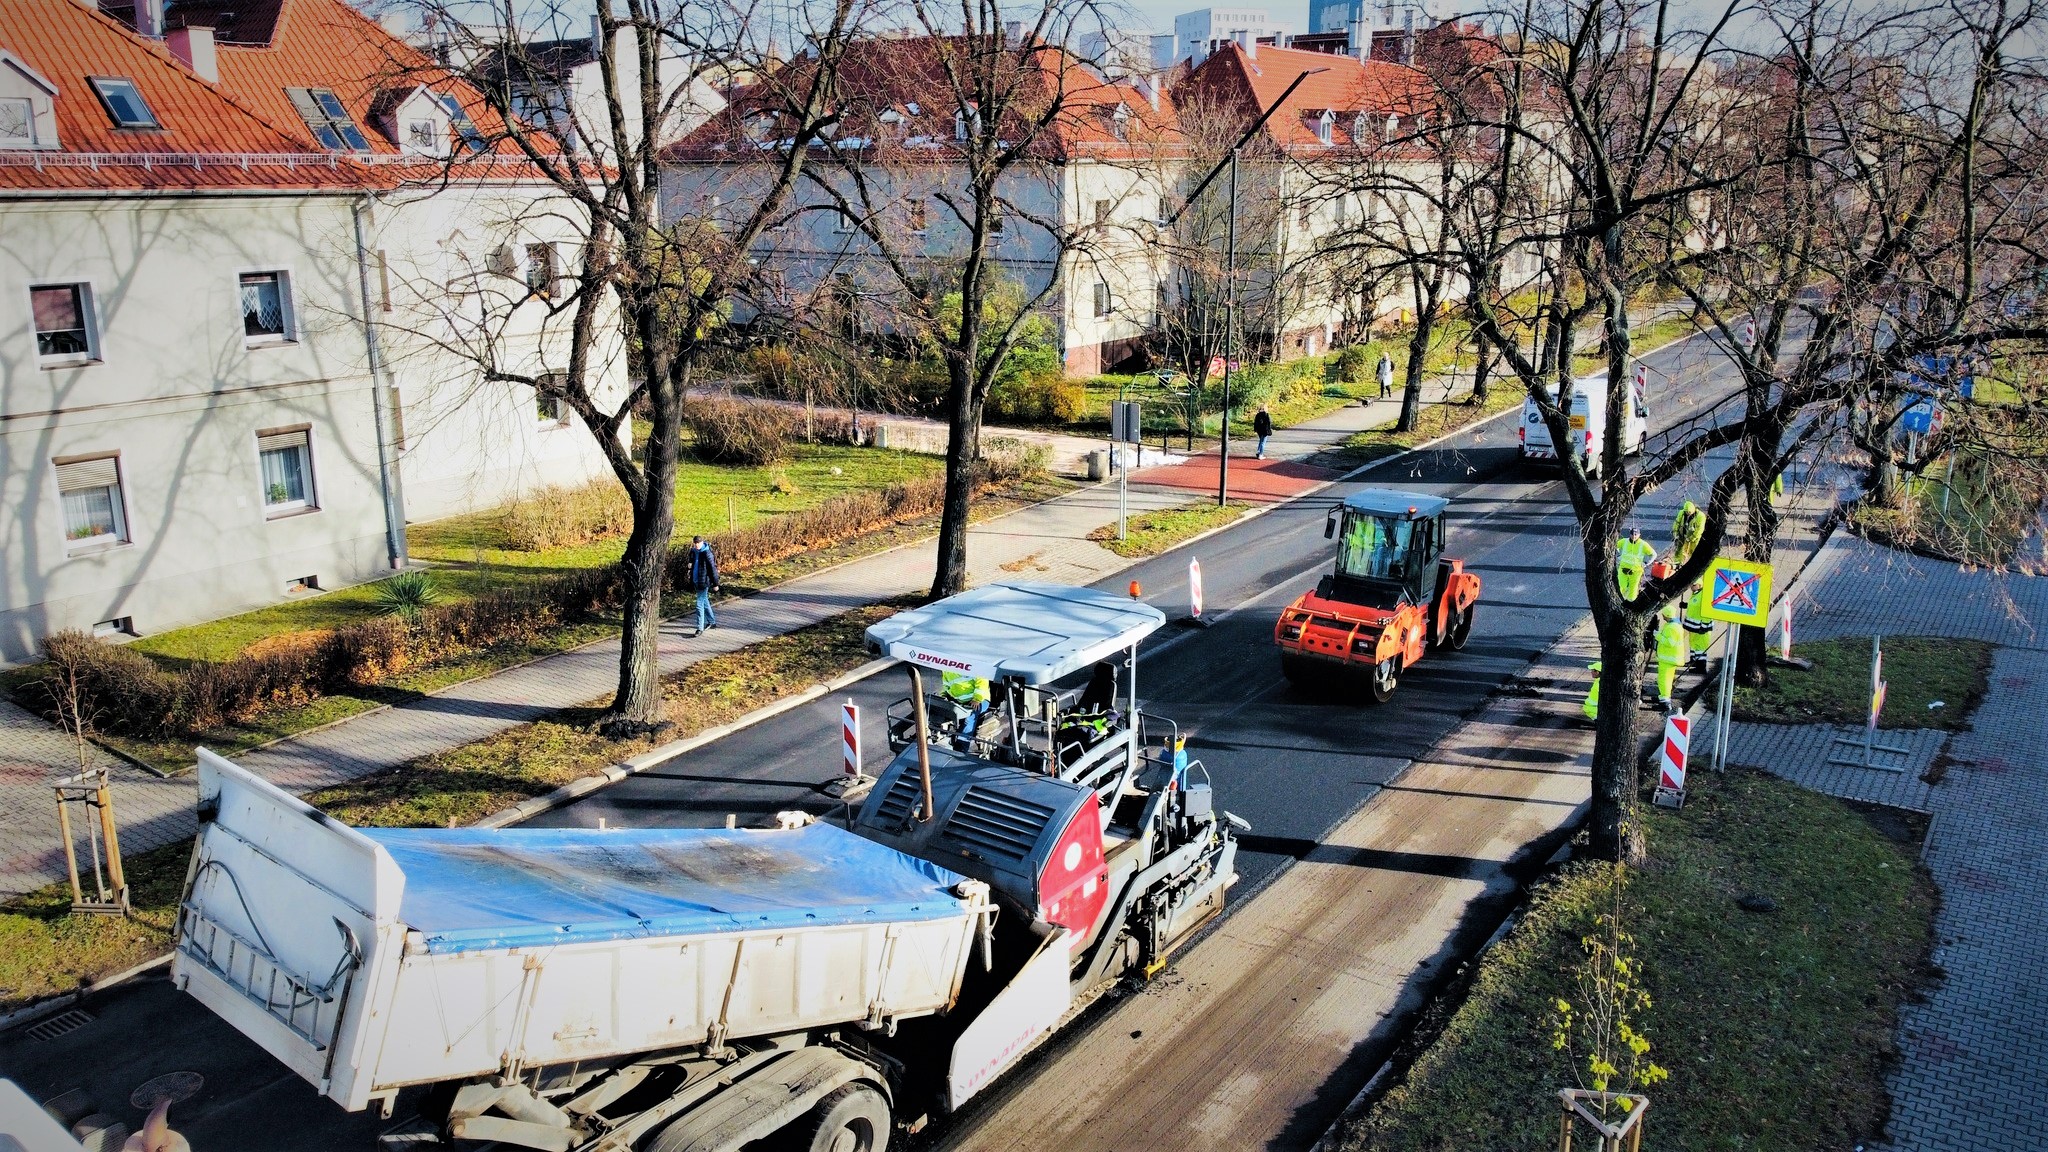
[1086,449,1108,480]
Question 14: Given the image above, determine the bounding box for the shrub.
[987,374,1087,424]
[373,570,442,619]
[685,397,795,465]
[1336,345,1370,383]
[981,437,1053,485]
[501,479,634,551]
[21,631,179,739]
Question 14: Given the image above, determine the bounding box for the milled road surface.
[0,327,1780,1151]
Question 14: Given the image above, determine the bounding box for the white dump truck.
[171,583,1240,1152]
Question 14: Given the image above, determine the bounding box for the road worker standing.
[1653,601,1686,709]
[1684,581,1714,668]
[1615,527,1656,601]
[1582,660,1602,724]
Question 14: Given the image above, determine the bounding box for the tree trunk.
[1397,309,1434,433]
[930,357,983,600]
[602,377,682,735]
[1736,430,1785,687]
[1470,337,1492,405]
[1871,449,1901,507]
[1587,608,1650,862]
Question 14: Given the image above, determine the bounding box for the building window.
[239,272,293,343]
[434,92,486,152]
[1093,280,1112,318]
[525,243,557,298]
[1156,281,1169,318]
[31,283,97,364]
[285,87,370,151]
[1094,199,1111,225]
[908,197,928,234]
[88,77,158,129]
[989,207,1005,234]
[834,210,856,234]
[537,374,570,425]
[55,455,127,550]
[0,97,34,147]
[405,118,442,154]
[257,428,315,515]
[1316,111,1334,146]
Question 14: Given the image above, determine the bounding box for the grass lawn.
[0,600,905,1012]
[1315,384,1528,472]
[1088,502,1255,558]
[129,445,942,667]
[1729,634,1992,730]
[1340,768,1936,1152]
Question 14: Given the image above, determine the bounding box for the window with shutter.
[257,428,315,514]
[54,455,127,548]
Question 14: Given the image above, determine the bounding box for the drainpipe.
[352,195,409,569]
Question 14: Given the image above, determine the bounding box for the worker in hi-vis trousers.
[1582,660,1602,724]
[1684,582,1714,668]
[1653,601,1686,709]
[1615,527,1656,601]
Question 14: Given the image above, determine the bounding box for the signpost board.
[1702,557,1771,627]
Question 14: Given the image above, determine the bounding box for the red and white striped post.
[1189,558,1204,621]
[841,700,866,783]
[1779,589,1793,660]
[1654,714,1689,808]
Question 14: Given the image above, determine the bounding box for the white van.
[1519,371,1649,476]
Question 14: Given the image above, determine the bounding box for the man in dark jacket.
[1253,405,1274,459]
[688,536,720,635]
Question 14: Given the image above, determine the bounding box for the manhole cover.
[18,1008,93,1042]
[129,1072,204,1110]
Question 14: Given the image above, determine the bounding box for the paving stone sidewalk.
[0,382,1454,900]
[1695,533,2048,1152]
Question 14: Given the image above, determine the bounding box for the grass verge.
[1728,634,1992,730]
[1087,502,1256,558]
[0,600,906,1013]
[1340,767,1936,1152]
[1314,385,1527,472]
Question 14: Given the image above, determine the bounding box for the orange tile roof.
[0,0,543,193]
[667,35,1181,164]
[1181,42,1433,152]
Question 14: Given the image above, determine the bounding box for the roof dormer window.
[1315,109,1334,146]
[1111,103,1131,141]
[0,53,60,150]
[89,77,158,129]
[286,87,370,152]
[435,92,486,152]
[1386,113,1401,140]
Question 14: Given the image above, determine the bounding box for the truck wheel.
[1446,605,1475,651]
[794,1083,890,1152]
[1280,654,1310,685]
[1367,657,1399,703]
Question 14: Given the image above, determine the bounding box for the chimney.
[134,0,165,37]
[168,26,218,83]
[1237,29,1257,59]
[1142,72,1161,112]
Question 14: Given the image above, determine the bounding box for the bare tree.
[372,0,861,733]
[1450,0,2048,861]
[710,8,1175,597]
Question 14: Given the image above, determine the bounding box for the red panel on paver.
[1130,455,1338,502]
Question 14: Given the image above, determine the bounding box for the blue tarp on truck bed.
[361,824,969,954]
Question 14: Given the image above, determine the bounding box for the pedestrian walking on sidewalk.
[1376,351,1394,399]
[688,536,720,635]
[1253,406,1274,459]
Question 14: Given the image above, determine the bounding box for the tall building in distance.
[1160,9,1291,67]
[1296,0,1436,61]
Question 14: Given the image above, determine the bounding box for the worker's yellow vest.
[1656,615,1686,664]
[942,671,990,706]
[1617,537,1656,570]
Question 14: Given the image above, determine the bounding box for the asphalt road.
[0,327,1750,1151]
[533,326,1745,912]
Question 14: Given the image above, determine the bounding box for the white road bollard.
[842,700,867,784]
[1779,590,1794,660]
[1654,713,1689,808]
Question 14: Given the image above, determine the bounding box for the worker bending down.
[1653,601,1685,709]
[1670,500,1705,567]
[941,670,992,751]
